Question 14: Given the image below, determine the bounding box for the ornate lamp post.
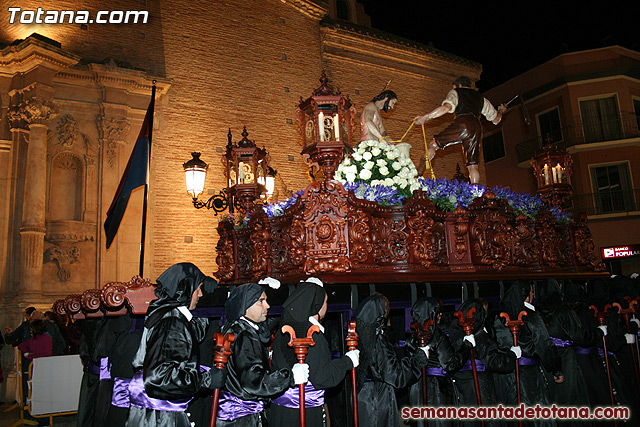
[295,70,357,181]
[184,127,271,214]
[531,141,573,208]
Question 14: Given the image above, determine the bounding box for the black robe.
[270,319,353,427]
[216,317,293,426]
[105,316,144,426]
[353,295,428,427]
[76,318,101,427]
[125,305,225,427]
[537,279,599,408]
[491,281,561,427]
[449,299,516,427]
[406,327,466,427]
[358,325,427,427]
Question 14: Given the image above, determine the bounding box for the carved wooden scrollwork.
[266,213,289,273]
[570,213,606,271]
[81,289,102,313]
[513,214,538,267]
[372,215,409,265]
[214,222,236,282]
[249,209,270,280]
[53,299,66,316]
[469,191,515,271]
[535,207,570,269]
[101,282,128,309]
[301,181,351,274]
[407,209,447,269]
[236,228,253,281]
[64,294,83,315]
[347,207,373,265]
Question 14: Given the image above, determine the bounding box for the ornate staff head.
[212,332,235,369]
[454,307,477,335]
[589,304,611,326]
[411,319,434,347]
[282,324,320,364]
[346,320,359,351]
[500,311,527,335]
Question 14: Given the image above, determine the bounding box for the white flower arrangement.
[335,139,420,198]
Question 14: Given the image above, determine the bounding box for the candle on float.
[333,115,340,140]
[552,165,558,183]
[556,163,563,182]
[543,164,551,185]
[318,112,325,142]
[238,162,245,183]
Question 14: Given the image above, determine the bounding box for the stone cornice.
[321,19,481,72]
[55,64,171,97]
[0,37,80,76]
[280,0,327,20]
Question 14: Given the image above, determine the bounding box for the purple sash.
[550,336,572,348]
[217,390,265,421]
[518,356,539,366]
[272,383,325,408]
[87,361,100,375]
[572,344,596,355]
[111,365,210,410]
[461,359,485,372]
[597,348,615,359]
[100,357,112,381]
[426,367,447,377]
[111,377,131,408]
[129,371,192,412]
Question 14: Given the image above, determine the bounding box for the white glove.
[626,333,636,344]
[510,346,522,359]
[631,317,640,328]
[291,363,309,385]
[463,334,476,348]
[598,325,608,336]
[346,349,360,368]
[419,345,430,359]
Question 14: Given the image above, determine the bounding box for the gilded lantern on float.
[223,127,270,211]
[531,142,573,208]
[295,71,357,181]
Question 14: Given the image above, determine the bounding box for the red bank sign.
[601,245,640,259]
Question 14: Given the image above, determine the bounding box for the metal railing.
[515,114,640,162]
[571,188,640,216]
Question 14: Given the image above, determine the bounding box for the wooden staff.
[454,307,483,411]
[590,304,617,423]
[346,320,359,427]
[500,310,526,427]
[411,319,434,427]
[625,297,640,381]
[210,332,235,427]
[282,324,320,427]
[613,300,640,396]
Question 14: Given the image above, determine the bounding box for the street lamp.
[183,127,272,214]
[183,151,234,214]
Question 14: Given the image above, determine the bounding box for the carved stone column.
[18,98,57,295]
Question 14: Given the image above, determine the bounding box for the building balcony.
[571,188,640,217]
[515,113,640,163]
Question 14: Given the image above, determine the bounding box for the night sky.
[358,1,638,91]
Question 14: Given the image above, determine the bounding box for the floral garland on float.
[259,139,571,224]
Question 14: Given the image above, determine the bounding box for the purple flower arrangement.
[262,179,570,223]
